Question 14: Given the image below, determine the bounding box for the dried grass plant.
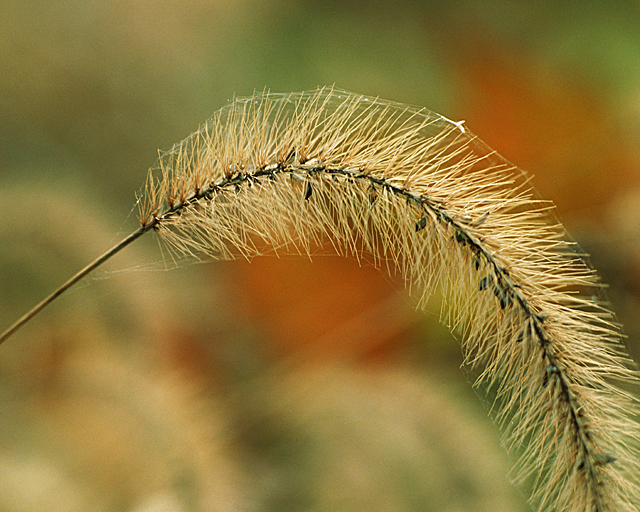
[1,87,639,511]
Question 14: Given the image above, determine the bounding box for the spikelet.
[138,88,640,511]
[1,87,639,510]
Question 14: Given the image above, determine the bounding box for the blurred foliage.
[1,0,639,510]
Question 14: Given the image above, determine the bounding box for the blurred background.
[1,1,639,510]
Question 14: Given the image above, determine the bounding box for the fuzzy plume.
[1,87,639,510]
[139,88,640,511]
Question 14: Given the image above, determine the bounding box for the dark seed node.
[544,364,558,387]
[454,230,469,245]
[474,253,482,271]
[594,452,617,466]
[500,293,512,309]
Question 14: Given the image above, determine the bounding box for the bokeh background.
[1,1,640,511]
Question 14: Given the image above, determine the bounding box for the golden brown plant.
[2,87,639,510]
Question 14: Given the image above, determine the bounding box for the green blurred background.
[1,1,639,511]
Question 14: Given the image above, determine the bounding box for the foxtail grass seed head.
[2,88,639,511]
